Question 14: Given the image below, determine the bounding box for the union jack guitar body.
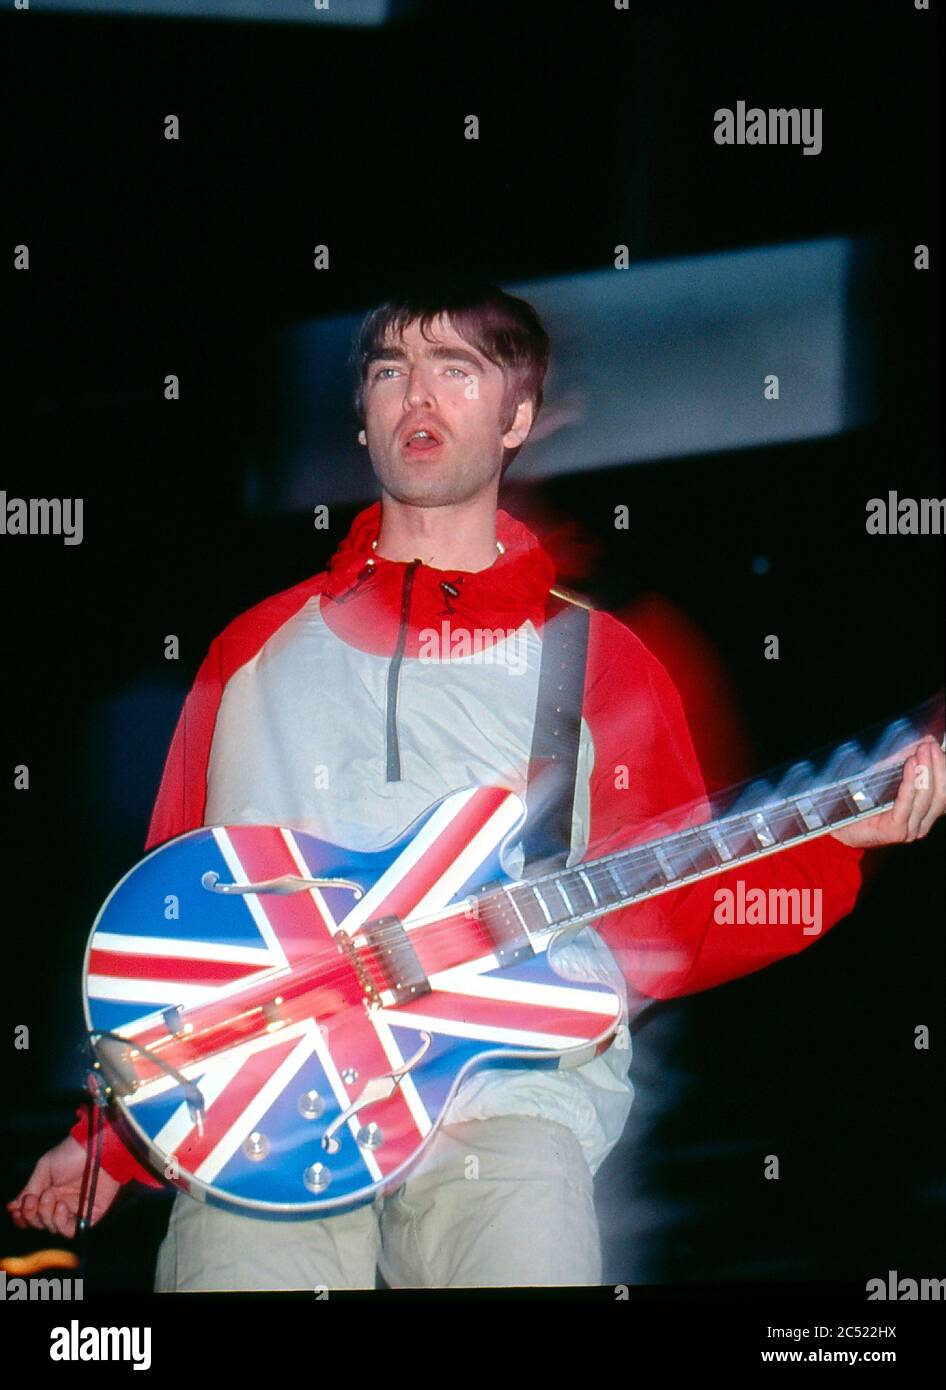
[82,702,940,1216]
[83,786,623,1218]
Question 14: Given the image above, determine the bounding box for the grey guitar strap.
[520,586,592,871]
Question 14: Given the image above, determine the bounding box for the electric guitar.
[83,700,942,1217]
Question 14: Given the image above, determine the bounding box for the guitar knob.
[303,1163,332,1194]
[242,1131,270,1161]
[356,1122,383,1150]
[298,1089,325,1120]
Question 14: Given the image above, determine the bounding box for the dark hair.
[350,277,550,470]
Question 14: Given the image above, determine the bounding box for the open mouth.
[401,426,445,455]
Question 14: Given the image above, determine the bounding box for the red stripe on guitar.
[409,912,496,976]
[364,786,514,926]
[88,949,271,988]
[218,828,430,1176]
[321,1009,429,1178]
[171,1035,303,1172]
[225,827,351,973]
[391,988,616,1042]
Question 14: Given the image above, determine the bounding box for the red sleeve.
[70,1109,165,1188]
[582,612,864,999]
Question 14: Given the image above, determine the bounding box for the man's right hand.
[6,1135,122,1238]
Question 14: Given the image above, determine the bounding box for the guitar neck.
[478,754,912,951]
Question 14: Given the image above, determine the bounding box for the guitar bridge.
[334,928,383,1007]
[338,915,431,1008]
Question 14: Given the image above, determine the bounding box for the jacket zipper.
[386,558,421,782]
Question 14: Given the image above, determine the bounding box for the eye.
[445,367,469,378]
[373,366,399,381]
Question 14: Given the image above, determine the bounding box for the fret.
[748,810,778,849]
[695,827,729,870]
[605,861,629,900]
[766,805,811,842]
[663,829,720,877]
[476,888,533,966]
[707,825,735,862]
[507,884,549,935]
[811,786,862,826]
[605,858,634,897]
[586,862,624,909]
[653,844,676,883]
[864,765,902,806]
[502,887,531,937]
[713,818,765,860]
[794,795,824,831]
[529,886,554,926]
[560,872,595,917]
[558,880,576,917]
[539,879,575,924]
[619,852,668,896]
[578,869,600,909]
[846,780,875,812]
[578,866,616,913]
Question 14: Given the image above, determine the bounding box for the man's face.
[359,313,533,508]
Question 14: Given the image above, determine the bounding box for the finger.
[61,1194,80,1240]
[884,757,915,840]
[916,740,946,838]
[911,740,940,836]
[7,1184,43,1227]
[53,1200,76,1239]
[902,748,927,839]
[21,1193,46,1232]
[37,1188,61,1233]
[906,745,933,840]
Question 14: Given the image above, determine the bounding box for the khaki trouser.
[154,1114,601,1290]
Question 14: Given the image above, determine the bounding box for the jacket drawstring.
[438,574,465,617]
[339,558,471,782]
[385,558,421,782]
[329,559,378,605]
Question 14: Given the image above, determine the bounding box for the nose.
[402,363,437,410]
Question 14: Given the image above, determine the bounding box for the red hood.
[320,501,557,657]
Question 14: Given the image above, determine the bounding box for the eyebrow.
[365,344,487,372]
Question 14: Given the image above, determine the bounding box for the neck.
[375,487,501,572]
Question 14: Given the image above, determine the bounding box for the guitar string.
[124,757,907,1072]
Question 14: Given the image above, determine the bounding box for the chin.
[378,471,454,505]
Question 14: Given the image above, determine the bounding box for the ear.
[501,398,534,450]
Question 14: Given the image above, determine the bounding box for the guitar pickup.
[359,915,431,1007]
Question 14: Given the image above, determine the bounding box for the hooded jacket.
[72,501,863,1185]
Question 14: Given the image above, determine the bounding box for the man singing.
[9,279,945,1288]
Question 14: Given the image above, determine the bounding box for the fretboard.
[478,755,908,950]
